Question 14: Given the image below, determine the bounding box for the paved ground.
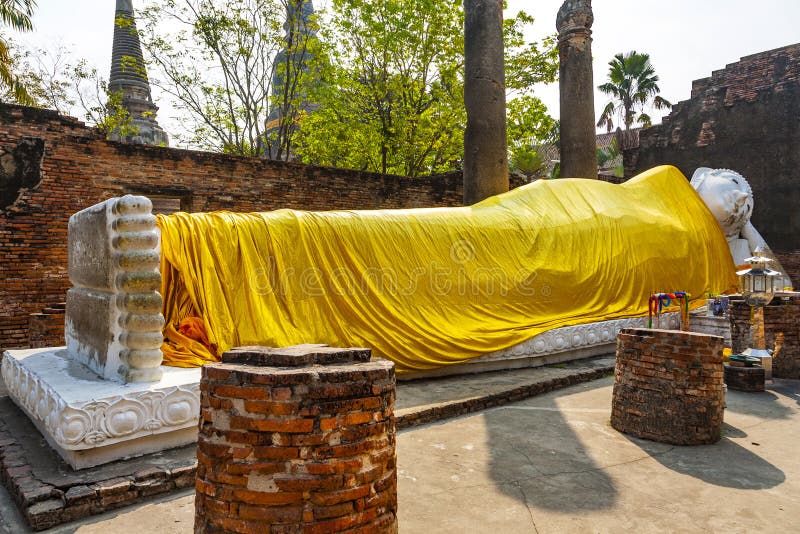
[11,376,797,533]
[395,356,614,414]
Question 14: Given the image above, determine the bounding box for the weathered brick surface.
[729,296,753,355]
[27,302,65,348]
[775,251,800,288]
[611,328,724,445]
[195,346,398,533]
[626,43,800,258]
[0,413,196,531]
[724,364,765,392]
[729,294,800,379]
[0,103,528,352]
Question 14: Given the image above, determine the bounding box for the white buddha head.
[690,167,753,238]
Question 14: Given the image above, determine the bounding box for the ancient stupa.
[264,0,316,159]
[108,0,169,146]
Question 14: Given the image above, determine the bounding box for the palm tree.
[0,0,37,105]
[597,51,671,132]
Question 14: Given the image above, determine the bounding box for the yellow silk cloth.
[157,165,738,372]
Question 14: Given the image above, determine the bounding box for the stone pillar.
[557,0,597,179]
[463,0,509,205]
[65,195,164,383]
[195,345,397,533]
[611,328,724,445]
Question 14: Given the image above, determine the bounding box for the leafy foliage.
[0,41,71,111]
[597,51,671,132]
[293,1,557,177]
[137,0,317,156]
[0,41,138,138]
[292,0,465,176]
[596,139,623,177]
[5,0,559,174]
[0,0,37,105]
[71,59,139,138]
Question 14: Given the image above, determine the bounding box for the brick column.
[729,294,800,378]
[611,328,724,445]
[763,295,800,379]
[195,345,397,534]
[724,364,765,392]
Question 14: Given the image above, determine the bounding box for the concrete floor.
[9,377,800,533]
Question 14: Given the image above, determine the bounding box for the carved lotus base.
[400,314,681,380]
[1,347,200,470]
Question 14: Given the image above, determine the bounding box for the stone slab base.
[1,348,200,469]
[0,354,612,530]
[395,357,615,430]
[0,397,196,531]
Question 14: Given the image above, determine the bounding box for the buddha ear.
[690,167,711,188]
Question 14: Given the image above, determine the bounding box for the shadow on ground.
[621,430,785,490]
[482,376,791,515]
[724,387,795,420]
[616,384,795,490]
[483,378,619,513]
[769,379,800,409]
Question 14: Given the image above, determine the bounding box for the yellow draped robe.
[157,165,737,372]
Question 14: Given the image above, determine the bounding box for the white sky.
[12,0,800,141]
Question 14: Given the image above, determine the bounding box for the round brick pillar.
[195,345,397,533]
[724,364,765,392]
[611,328,724,445]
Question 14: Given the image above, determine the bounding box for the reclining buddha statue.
[156,165,737,373]
[691,167,792,290]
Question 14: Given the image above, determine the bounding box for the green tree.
[293,0,465,176]
[0,40,137,138]
[596,51,671,132]
[137,0,316,156]
[0,41,69,110]
[0,0,36,104]
[596,139,623,177]
[505,12,558,181]
[70,59,139,138]
[294,1,557,177]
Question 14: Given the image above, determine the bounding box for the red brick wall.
[775,251,800,287]
[28,303,65,348]
[0,104,527,351]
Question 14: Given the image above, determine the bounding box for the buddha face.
[690,168,754,238]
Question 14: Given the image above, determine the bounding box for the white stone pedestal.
[401,313,681,380]
[1,347,200,469]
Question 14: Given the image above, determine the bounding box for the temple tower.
[265,0,316,160]
[108,0,169,146]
